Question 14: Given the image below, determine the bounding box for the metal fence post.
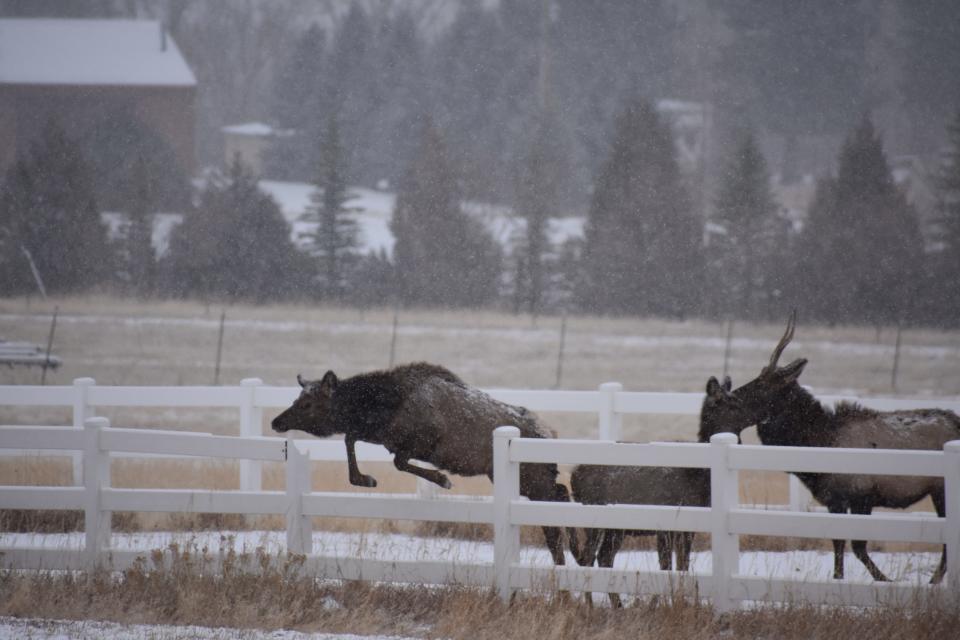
[239,378,263,492]
[709,432,740,614]
[285,439,313,555]
[944,440,960,594]
[493,426,521,602]
[71,378,95,486]
[597,382,623,441]
[83,416,111,570]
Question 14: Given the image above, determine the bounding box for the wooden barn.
[0,18,197,179]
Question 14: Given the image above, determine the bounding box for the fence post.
[72,377,95,487]
[285,439,313,555]
[709,432,740,614]
[944,440,960,594]
[83,416,111,570]
[239,378,263,492]
[597,382,623,441]
[493,426,521,602]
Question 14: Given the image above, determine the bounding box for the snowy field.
[0,617,418,640]
[0,530,943,586]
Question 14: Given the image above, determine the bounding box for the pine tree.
[163,156,311,303]
[119,154,157,298]
[391,121,501,308]
[711,131,780,318]
[301,114,359,301]
[796,115,923,324]
[514,108,570,315]
[579,98,702,317]
[933,109,960,323]
[0,120,112,295]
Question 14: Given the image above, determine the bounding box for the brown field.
[2,296,958,635]
[2,295,958,543]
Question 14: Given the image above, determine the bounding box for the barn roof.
[0,18,196,87]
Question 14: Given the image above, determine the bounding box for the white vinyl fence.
[4,378,959,509]
[1,417,958,611]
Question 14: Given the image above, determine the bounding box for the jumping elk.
[271,362,577,566]
[714,311,959,583]
[570,375,744,606]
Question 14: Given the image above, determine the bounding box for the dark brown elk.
[570,376,743,607]
[715,312,959,583]
[271,362,576,566]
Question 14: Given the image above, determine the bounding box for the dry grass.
[0,547,956,639]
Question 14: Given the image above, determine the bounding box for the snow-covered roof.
[0,19,196,87]
[222,122,276,137]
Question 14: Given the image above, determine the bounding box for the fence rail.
[5,378,960,509]
[1,414,959,610]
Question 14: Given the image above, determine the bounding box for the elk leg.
[656,532,673,571]
[578,528,604,567]
[542,525,567,566]
[393,456,452,489]
[677,532,694,572]
[345,436,377,488]
[850,503,889,582]
[827,504,846,579]
[598,529,626,608]
[930,489,947,584]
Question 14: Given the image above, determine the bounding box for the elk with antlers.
[713,311,959,583]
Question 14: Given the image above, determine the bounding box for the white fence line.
[1,418,958,610]
[4,379,960,510]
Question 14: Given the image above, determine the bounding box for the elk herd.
[273,311,960,605]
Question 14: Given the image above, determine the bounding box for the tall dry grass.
[0,545,956,639]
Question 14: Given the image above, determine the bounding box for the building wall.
[0,83,195,177]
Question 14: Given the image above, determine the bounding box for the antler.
[765,309,797,372]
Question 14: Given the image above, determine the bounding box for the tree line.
[2,103,959,328]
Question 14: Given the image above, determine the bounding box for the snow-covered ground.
[0,530,942,585]
[0,617,417,640]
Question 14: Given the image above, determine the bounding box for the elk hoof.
[439,476,452,490]
[352,475,377,488]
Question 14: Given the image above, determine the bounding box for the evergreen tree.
[579,98,702,317]
[118,154,157,298]
[514,108,571,315]
[301,114,359,301]
[796,116,923,324]
[391,121,501,308]
[711,131,780,318]
[932,110,960,324]
[163,156,310,303]
[266,23,328,181]
[0,120,112,295]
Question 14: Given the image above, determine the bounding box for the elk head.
[728,310,808,426]
[271,371,340,436]
[698,374,750,442]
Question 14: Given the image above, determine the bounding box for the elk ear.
[297,374,308,388]
[780,358,808,383]
[706,376,721,397]
[319,370,338,396]
[722,375,732,392]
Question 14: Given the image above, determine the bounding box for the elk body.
[719,313,959,583]
[271,362,575,565]
[570,376,742,606]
